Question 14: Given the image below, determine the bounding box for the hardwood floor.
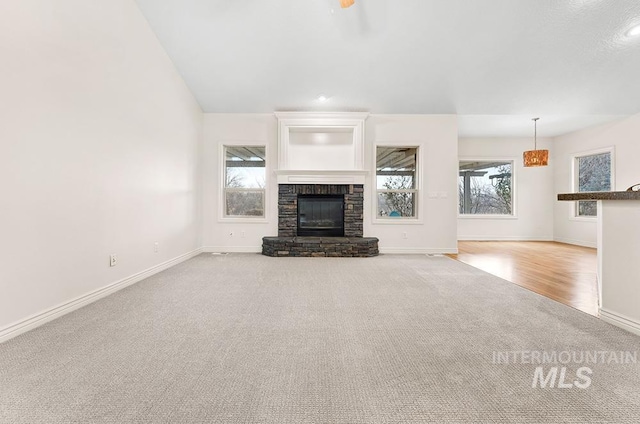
[447,241,598,316]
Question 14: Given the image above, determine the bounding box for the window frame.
[457,157,517,219]
[373,145,422,224]
[570,147,615,220]
[219,143,268,223]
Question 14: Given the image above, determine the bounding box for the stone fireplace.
[277,184,363,238]
[261,183,378,257]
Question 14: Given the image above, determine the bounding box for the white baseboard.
[457,236,554,241]
[379,247,458,255]
[553,237,597,249]
[202,246,262,253]
[600,309,640,336]
[0,248,203,344]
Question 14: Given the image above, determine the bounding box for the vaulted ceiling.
[134,0,640,136]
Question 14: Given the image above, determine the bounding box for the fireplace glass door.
[297,195,344,237]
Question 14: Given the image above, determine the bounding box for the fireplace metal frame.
[296,194,345,237]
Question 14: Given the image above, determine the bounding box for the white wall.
[202,114,278,252]
[0,0,203,336]
[457,137,554,241]
[365,115,459,253]
[553,114,640,247]
[598,200,640,335]
[202,114,459,254]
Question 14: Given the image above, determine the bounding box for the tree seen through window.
[576,151,612,217]
[376,147,417,218]
[224,146,266,217]
[459,161,513,215]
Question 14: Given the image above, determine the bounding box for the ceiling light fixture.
[340,0,355,8]
[316,95,329,102]
[523,118,549,167]
[626,24,640,38]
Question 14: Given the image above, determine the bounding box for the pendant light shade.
[523,149,549,167]
[523,117,549,167]
[340,0,355,8]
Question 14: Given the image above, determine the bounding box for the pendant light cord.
[532,117,540,150]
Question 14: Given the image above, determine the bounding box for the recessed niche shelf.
[275,112,369,172]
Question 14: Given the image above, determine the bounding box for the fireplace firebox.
[297,195,344,237]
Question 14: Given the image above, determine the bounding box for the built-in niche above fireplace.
[275,112,368,173]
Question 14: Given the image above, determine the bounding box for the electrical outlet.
[402,232,408,239]
[154,242,159,253]
[109,254,117,267]
[241,231,245,238]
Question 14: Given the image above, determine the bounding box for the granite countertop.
[557,191,640,201]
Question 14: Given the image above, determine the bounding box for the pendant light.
[523,117,548,167]
[340,0,355,8]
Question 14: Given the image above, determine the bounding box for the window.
[459,160,513,215]
[376,147,418,218]
[574,150,612,217]
[224,146,266,218]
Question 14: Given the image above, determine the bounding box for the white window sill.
[218,217,269,224]
[372,218,423,225]
[458,214,517,220]
[569,216,597,222]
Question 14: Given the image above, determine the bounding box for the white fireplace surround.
[275,112,369,185]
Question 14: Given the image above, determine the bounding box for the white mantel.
[275,112,369,182]
[275,169,368,185]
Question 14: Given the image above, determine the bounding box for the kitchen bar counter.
[557,191,640,201]
[558,192,640,335]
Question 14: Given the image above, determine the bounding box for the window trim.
[219,143,268,223]
[457,157,517,219]
[372,144,423,224]
[570,146,615,220]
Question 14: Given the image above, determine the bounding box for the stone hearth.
[262,237,379,257]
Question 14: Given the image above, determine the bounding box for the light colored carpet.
[1,253,639,423]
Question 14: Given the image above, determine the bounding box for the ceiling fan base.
[340,0,355,8]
